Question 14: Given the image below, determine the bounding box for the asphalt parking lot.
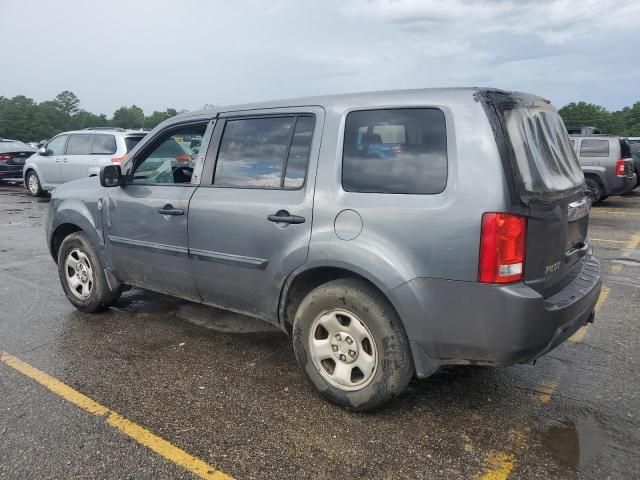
[0,184,638,480]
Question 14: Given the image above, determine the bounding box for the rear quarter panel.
[309,90,509,291]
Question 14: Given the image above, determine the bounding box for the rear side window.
[214,115,314,189]
[92,134,117,155]
[580,139,609,157]
[342,109,447,194]
[66,134,92,155]
[125,136,145,153]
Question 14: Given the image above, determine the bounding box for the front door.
[188,109,323,322]
[38,134,67,187]
[62,133,92,182]
[104,123,208,301]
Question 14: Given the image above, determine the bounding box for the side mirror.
[100,164,123,187]
[39,147,50,156]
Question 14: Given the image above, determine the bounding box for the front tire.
[292,278,413,411]
[26,170,44,197]
[57,232,120,312]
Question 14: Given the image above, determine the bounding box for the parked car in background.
[23,128,147,197]
[569,134,636,202]
[0,139,36,182]
[47,88,601,411]
[628,137,640,187]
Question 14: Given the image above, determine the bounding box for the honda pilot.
[46,88,601,410]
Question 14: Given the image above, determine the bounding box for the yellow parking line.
[0,352,232,480]
[537,379,560,404]
[588,238,626,244]
[626,234,640,250]
[475,451,516,480]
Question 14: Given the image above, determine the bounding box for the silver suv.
[23,128,147,196]
[47,88,601,410]
[570,134,636,201]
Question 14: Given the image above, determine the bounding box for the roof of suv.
[174,87,548,121]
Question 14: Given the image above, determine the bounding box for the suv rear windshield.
[503,108,584,193]
[125,135,145,152]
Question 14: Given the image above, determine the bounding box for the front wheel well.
[51,223,82,263]
[24,168,35,183]
[281,267,396,333]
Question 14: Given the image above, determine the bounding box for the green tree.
[71,110,109,130]
[558,102,612,132]
[144,108,178,129]
[53,90,81,116]
[111,105,145,129]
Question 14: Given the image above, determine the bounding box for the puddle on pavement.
[542,419,604,471]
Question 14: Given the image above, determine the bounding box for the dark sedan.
[0,139,35,181]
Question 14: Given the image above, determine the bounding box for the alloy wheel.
[308,309,378,391]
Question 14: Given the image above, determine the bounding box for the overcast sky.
[1,0,639,115]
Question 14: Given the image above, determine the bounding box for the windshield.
[503,107,584,194]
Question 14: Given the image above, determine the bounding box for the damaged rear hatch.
[481,90,592,297]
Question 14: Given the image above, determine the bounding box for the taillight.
[112,154,127,164]
[0,154,11,162]
[478,213,527,284]
[175,154,190,162]
[615,159,625,177]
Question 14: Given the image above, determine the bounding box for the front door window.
[131,126,205,185]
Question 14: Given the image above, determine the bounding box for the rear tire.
[26,170,44,197]
[585,177,603,203]
[57,232,121,312]
[292,278,413,411]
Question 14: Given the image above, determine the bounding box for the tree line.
[2,90,640,142]
[0,91,180,142]
[557,101,640,137]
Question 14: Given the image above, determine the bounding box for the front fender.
[48,197,105,264]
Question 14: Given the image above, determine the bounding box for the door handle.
[60,157,68,163]
[267,210,305,224]
[158,204,184,216]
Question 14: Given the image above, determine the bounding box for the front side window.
[131,125,205,185]
[46,135,68,156]
[214,115,314,189]
[342,109,448,194]
[92,134,117,155]
[66,134,92,155]
[580,139,609,157]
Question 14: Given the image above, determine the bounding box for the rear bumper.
[390,255,601,378]
[611,175,636,195]
[0,165,23,178]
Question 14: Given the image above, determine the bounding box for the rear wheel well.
[51,223,82,263]
[281,267,395,333]
[584,173,603,186]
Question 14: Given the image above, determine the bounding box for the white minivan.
[23,128,147,196]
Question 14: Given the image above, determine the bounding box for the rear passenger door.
[188,108,323,322]
[62,133,92,182]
